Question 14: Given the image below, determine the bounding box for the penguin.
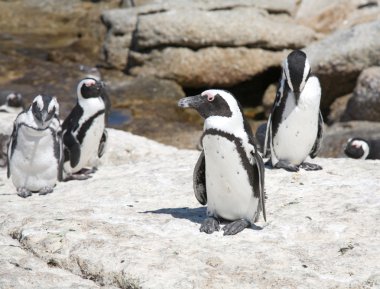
[0,92,24,114]
[178,89,266,235]
[344,137,380,160]
[255,122,270,156]
[62,78,108,180]
[263,50,323,172]
[7,95,62,198]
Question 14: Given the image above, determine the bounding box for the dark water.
[108,109,132,127]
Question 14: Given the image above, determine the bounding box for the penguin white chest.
[273,96,319,165]
[10,127,58,191]
[203,134,258,222]
[72,113,105,173]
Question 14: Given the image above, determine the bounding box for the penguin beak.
[294,91,300,105]
[178,94,204,109]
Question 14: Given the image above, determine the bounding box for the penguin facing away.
[178,89,266,235]
[263,50,323,172]
[344,137,380,160]
[62,78,108,180]
[7,95,62,198]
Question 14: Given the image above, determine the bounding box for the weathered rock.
[0,128,379,288]
[121,0,298,15]
[295,0,380,33]
[101,9,138,70]
[129,47,288,87]
[319,121,380,157]
[136,8,315,51]
[101,5,314,69]
[327,94,352,124]
[262,83,277,117]
[305,20,380,110]
[343,67,380,122]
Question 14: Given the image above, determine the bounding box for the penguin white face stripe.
[352,140,370,159]
[300,58,310,92]
[283,58,294,91]
[48,97,59,115]
[34,95,44,111]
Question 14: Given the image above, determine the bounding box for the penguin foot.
[264,159,273,169]
[300,162,322,171]
[38,187,53,196]
[17,188,32,198]
[222,219,251,236]
[64,173,92,181]
[200,217,220,234]
[77,167,97,175]
[274,160,299,172]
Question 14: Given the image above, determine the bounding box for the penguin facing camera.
[344,137,380,160]
[0,92,25,114]
[263,50,323,172]
[62,78,109,181]
[7,95,62,198]
[178,89,266,236]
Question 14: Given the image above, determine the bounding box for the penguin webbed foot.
[63,167,97,182]
[17,188,32,198]
[200,217,220,234]
[38,187,54,196]
[274,160,299,172]
[300,162,322,171]
[64,173,92,182]
[222,219,251,236]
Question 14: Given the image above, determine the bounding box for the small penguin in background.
[7,95,62,198]
[263,50,323,172]
[344,137,380,160]
[62,78,108,180]
[0,92,24,114]
[79,65,111,124]
[178,90,266,236]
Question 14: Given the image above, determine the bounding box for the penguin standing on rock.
[7,95,62,198]
[178,90,266,236]
[62,78,108,180]
[263,50,323,172]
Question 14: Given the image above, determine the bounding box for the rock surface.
[305,20,380,110]
[135,8,315,51]
[319,121,380,157]
[0,128,379,288]
[296,0,380,33]
[343,67,380,122]
[129,47,287,87]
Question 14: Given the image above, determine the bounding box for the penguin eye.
[207,95,215,102]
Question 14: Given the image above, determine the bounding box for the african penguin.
[0,92,24,114]
[178,89,266,236]
[7,95,62,198]
[344,137,380,160]
[62,78,108,180]
[263,50,323,172]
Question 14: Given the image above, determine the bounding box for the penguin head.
[178,89,234,119]
[31,95,59,127]
[344,138,370,159]
[6,92,24,108]
[283,50,311,99]
[77,78,103,100]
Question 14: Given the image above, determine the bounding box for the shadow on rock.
[142,207,206,224]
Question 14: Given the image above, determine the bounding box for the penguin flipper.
[63,131,81,168]
[263,113,272,158]
[57,130,64,182]
[7,121,19,178]
[252,151,266,222]
[98,129,108,158]
[310,111,324,158]
[193,150,207,205]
